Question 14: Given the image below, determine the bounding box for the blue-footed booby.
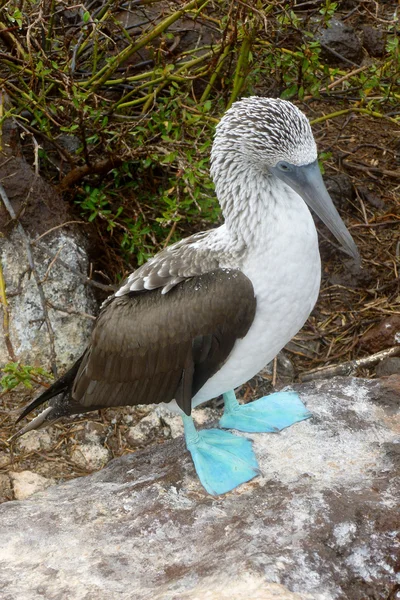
[15,97,360,495]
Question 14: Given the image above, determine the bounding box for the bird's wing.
[114,231,221,296]
[15,268,256,435]
[72,269,256,416]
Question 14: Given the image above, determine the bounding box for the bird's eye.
[277,161,292,172]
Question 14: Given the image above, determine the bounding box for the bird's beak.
[271,160,360,266]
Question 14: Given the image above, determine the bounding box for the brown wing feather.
[72,269,255,415]
[16,269,256,432]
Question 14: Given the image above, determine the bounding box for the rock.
[126,410,163,444]
[9,470,55,500]
[156,405,219,439]
[376,357,400,377]
[73,421,107,444]
[0,473,13,502]
[0,377,398,600]
[127,406,219,443]
[70,443,111,471]
[360,316,400,353]
[156,406,184,438]
[316,19,363,66]
[16,429,54,453]
[0,230,97,370]
[361,25,386,57]
[173,577,313,599]
[191,406,219,427]
[0,117,97,370]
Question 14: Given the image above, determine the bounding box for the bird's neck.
[212,155,303,249]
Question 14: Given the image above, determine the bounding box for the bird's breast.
[192,199,321,406]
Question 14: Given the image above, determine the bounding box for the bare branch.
[301,347,400,382]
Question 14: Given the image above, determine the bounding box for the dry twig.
[301,347,400,382]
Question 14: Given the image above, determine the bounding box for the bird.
[14,97,360,495]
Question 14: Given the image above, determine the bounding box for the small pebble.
[17,430,53,453]
[9,470,55,500]
[70,444,111,471]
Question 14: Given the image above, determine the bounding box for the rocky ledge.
[0,377,399,600]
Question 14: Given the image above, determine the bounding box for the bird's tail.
[11,356,84,441]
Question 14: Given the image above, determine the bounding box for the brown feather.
[16,269,256,431]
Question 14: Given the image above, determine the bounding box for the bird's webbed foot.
[182,415,259,495]
[219,390,311,433]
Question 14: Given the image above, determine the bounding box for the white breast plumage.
[192,183,321,407]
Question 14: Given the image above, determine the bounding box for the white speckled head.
[208,97,360,262]
[211,97,317,176]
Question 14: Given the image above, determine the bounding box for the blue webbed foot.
[183,415,259,495]
[219,390,312,433]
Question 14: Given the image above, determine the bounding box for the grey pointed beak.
[271,160,360,266]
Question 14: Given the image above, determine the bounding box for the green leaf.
[280,84,298,99]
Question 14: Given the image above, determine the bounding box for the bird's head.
[211,97,360,264]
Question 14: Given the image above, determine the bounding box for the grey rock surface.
[376,357,400,377]
[16,429,54,453]
[0,230,97,369]
[70,442,112,471]
[9,470,55,500]
[0,377,399,600]
[0,116,97,370]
